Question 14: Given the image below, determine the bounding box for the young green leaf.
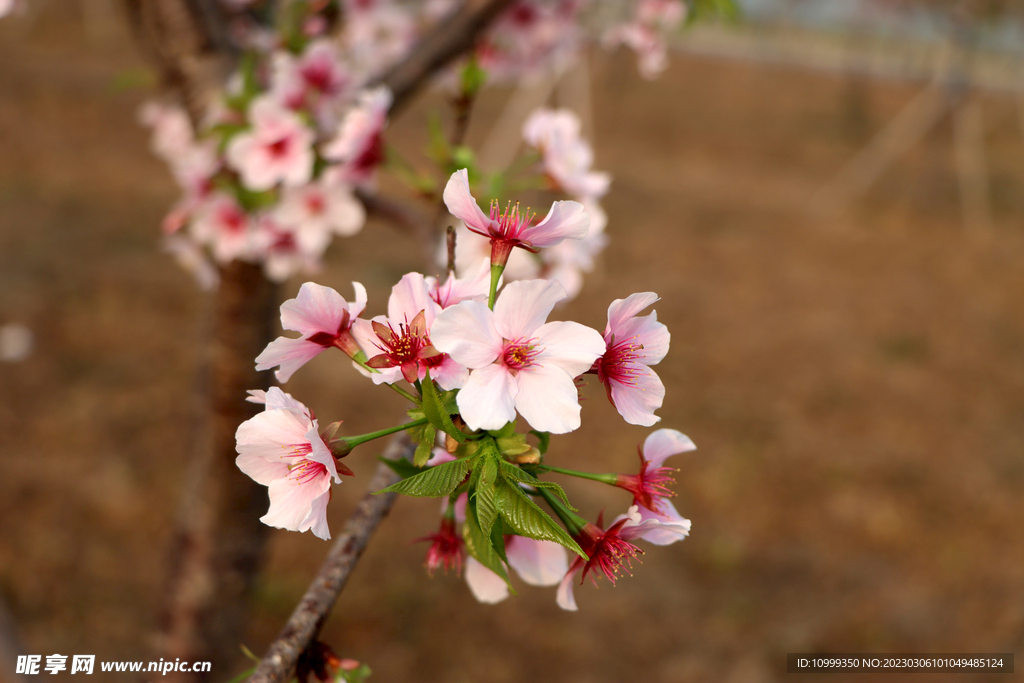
[495,484,586,559]
[376,456,472,497]
[529,430,551,455]
[463,503,512,588]
[498,460,576,510]
[421,369,467,442]
[413,424,436,467]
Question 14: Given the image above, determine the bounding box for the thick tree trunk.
[161,262,278,682]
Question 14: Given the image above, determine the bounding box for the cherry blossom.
[556,504,690,611]
[226,96,315,191]
[431,279,605,433]
[425,262,491,310]
[256,281,367,382]
[235,387,351,540]
[464,536,569,604]
[353,272,467,389]
[618,429,695,545]
[272,177,366,255]
[442,169,589,267]
[603,0,686,79]
[417,516,464,576]
[593,292,669,426]
[189,192,255,264]
[270,39,350,114]
[322,86,392,187]
[522,107,611,201]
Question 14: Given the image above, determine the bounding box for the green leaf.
[495,483,586,559]
[463,503,512,587]
[376,456,472,497]
[413,425,436,467]
[378,456,424,480]
[530,430,551,455]
[473,449,500,537]
[498,461,576,510]
[421,369,467,443]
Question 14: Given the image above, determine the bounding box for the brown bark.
[161,262,279,682]
[246,441,410,683]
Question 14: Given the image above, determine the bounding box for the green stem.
[343,417,429,449]
[388,383,420,403]
[488,263,504,309]
[532,464,618,486]
[350,351,419,403]
[534,486,588,537]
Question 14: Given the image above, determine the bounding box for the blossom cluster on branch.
[237,166,695,611]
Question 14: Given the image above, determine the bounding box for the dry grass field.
[1,7,1023,682]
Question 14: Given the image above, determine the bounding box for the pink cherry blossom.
[464,536,569,604]
[271,40,350,111]
[226,96,315,191]
[431,279,605,434]
[352,272,467,390]
[540,199,608,300]
[603,0,686,79]
[416,515,463,576]
[256,281,367,382]
[593,292,669,426]
[476,0,584,84]
[235,387,351,540]
[189,192,255,264]
[556,504,689,611]
[272,176,366,255]
[522,107,611,201]
[442,169,589,267]
[342,1,417,79]
[425,262,491,310]
[619,429,695,546]
[445,224,540,285]
[322,86,391,187]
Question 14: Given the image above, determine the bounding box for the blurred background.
[1,1,1023,681]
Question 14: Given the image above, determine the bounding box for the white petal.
[614,309,670,366]
[388,272,438,324]
[431,301,502,368]
[513,364,583,434]
[442,169,492,234]
[235,453,289,486]
[506,537,568,587]
[456,364,518,431]
[619,501,691,546]
[556,564,581,611]
[493,279,565,341]
[261,473,331,533]
[606,292,660,336]
[525,200,589,249]
[534,321,606,378]
[235,409,310,461]
[642,428,696,468]
[304,491,332,540]
[464,557,510,604]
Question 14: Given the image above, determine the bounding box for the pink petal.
[464,557,510,604]
[642,428,696,468]
[428,355,469,391]
[280,282,351,336]
[255,336,326,383]
[431,300,502,369]
[607,366,665,427]
[235,408,311,461]
[556,560,583,611]
[442,169,492,234]
[534,321,606,378]
[306,423,341,483]
[261,473,331,534]
[492,279,565,341]
[235,452,289,487]
[620,501,691,546]
[506,537,568,587]
[606,292,660,336]
[523,200,588,248]
[513,363,584,434]
[388,272,439,325]
[304,491,333,540]
[456,364,518,431]
[614,309,670,365]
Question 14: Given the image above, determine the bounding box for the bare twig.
[446,225,458,276]
[374,0,516,115]
[246,437,411,683]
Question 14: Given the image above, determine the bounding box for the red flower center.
[501,337,540,372]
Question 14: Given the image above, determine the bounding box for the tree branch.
[246,436,411,683]
[374,0,516,115]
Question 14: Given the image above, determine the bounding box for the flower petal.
[606,292,659,336]
[255,337,327,383]
[642,428,696,468]
[431,300,502,368]
[614,309,670,366]
[493,279,565,340]
[261,474,331,534]
[506,537,568,587]
[280,282,350,336]
[608,366,665,427]
[524,200,588,248]
[464,557,510,604]
[534,321,606,378]
[556,560,584,611]
[442,169,492,234]
[456,364,518,431]
[513,364,584,434]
